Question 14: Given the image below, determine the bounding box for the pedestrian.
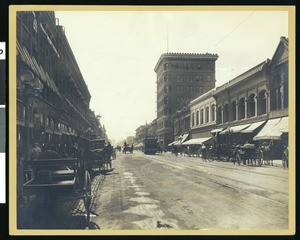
[31,142,41,160]
[173,145,178,156]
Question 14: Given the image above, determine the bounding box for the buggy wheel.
[83,170,92,224]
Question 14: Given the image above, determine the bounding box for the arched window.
[257,90,267,115]
[248,94,256,118]
[270,74,282,110]
[200,109,204,124]
[196,111,199,125]
[211,104,216,122]
[230,101,237,121]
[192,112,195,126]
[217,106,222,124]
[223,104,229,123]
[238,98,245,120]
[205,106,209,123]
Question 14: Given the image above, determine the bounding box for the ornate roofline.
[154,52,219,72]
[214,59,269,95]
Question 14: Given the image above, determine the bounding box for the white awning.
[276,116,289,133]
[182,137,212,145]
[168,141,178,146]
[211,128,223,133]
[219,124,250,134]
[241,121,266,133]
[181,134,189,143]
[253,117,287,140]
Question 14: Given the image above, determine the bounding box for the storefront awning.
[168,141,177,146]
[211,128,223,134]
[241,121,266,133]
[219,124,250,134]
[181,133,189,143]
[253,117,288,140]
[182,137,212,145]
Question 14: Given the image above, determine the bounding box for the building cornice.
[214,59,269,96]
[154,53,219,72]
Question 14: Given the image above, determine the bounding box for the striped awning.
[253,117,288,140]
[220,124,251,134]
[241,121,266,133]
[182,137,212,145]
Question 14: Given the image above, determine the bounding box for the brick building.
[16,11,107,162]
[154,53,218,150]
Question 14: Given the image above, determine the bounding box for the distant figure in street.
[173,145,178,157]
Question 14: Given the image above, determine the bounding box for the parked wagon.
[86,138,112,171]
[235,143,262,166]
[22,157,92,224]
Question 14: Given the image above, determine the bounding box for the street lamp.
[18,70,43,179]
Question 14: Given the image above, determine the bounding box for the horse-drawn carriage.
[86,138,112,171]
[123,144,133,154]
[234,143,262,166]
[22,157,92,224]
[22,138,112,226]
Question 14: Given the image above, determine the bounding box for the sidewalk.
[162,151,285,168]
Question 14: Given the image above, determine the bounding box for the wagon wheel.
[83,170,92,225]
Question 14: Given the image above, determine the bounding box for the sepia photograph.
[9,5,295,235]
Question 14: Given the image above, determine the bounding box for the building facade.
[189,88,216,139]
[212,37,288,157]
[16,11,107,163]
[154,53,218,150]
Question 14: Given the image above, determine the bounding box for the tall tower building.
[154,53,218,149]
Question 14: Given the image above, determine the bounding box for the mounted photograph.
[9,6,295,235]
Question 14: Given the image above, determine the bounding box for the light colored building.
[190,88,216,139]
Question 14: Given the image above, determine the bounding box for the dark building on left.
[16,11,106,167]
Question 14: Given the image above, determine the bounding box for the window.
[223,104,229,123]
[207,75,211,81]
[196,111,199,125]
[247,94,256,118]
[211,104,216,122]
[164,85,171,93]
[192,112,195,126]
[231,101,237,121]
[217,106,222,124]
[238,98,246,120]
[200,109,204,124]
[270,74,283,110]
[206,107,209,123]
[257,90,267,115]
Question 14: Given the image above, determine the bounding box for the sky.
[54,9,289,144]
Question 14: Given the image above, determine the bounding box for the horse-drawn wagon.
[22,157,92,224]
[86,138,112,171]
[235,143,262,166]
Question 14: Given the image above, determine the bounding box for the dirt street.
[19,150,289,231]
[88,151,289,231]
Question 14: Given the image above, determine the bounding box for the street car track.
[135,153,288,207]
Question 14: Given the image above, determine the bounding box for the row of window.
[159,74,213,85]
[164,62,214,71]
[191,105,216,127]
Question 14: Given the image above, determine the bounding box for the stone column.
[236,102,239,121]
[254,95,258,117]
[244,99,248,119]
[266,91,270,114]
